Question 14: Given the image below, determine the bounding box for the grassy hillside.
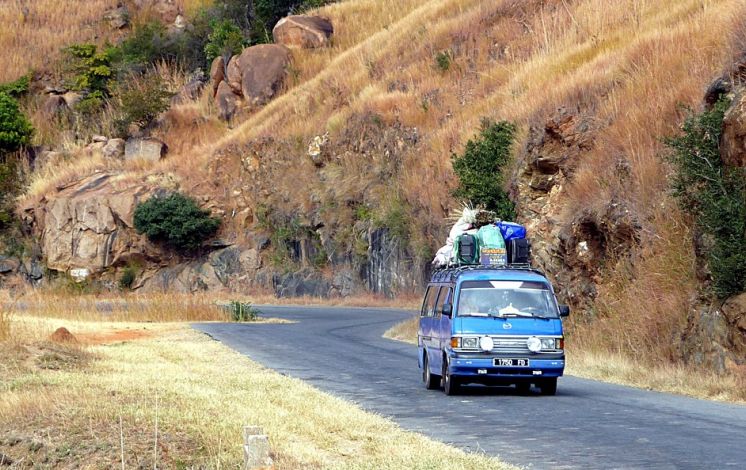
[5,0,746,379]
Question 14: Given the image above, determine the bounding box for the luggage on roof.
[476,224,507,266]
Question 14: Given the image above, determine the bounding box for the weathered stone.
[62,91,82,108]
[102,138,125,159]
[308,133,329,166]
[21,173,158,274]
[216,81,240,121]
[92,135,108,143]
[704,76,731,107]
[225,55,243,94]
[70,268,91,282]
[243,426,273,470]
[132,0,179,23]
[236,44,292,107]
[41,95,67,116]
[210,56,225,97]
[272,15,333,49]
[34,150,64,170]
[721,91,746,168]
[104,6,129,29]
[0,256,20,274]
[124,137,168,162]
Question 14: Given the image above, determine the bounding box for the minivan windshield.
[457,280,559,319]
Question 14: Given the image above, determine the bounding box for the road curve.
[194,306,746,469]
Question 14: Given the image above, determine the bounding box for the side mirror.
[442,303,453,318]
[559,305,570,317]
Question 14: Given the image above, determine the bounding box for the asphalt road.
[194,306,746,469]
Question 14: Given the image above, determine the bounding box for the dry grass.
[566,349,746,404]
[383,315,418,344]
[0,320,516,469]
[0,0,119,83]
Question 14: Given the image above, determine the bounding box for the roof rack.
[430,264,547,283]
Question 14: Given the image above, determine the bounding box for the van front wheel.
[423,354,441,390]
[442,358,460,396]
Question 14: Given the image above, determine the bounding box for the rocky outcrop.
[104,5,129,29]
[209,45,292,120]
[722,91,746,168]
[273,15,334,49]
[124,137,168,162]
[21,173,161,274]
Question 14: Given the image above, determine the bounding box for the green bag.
[477,225,507,266]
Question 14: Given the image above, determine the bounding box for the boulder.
[132,0,179,23]
[104,6,129,29]
[235,44,292,107]
[172,69,206,104]
[41,95,67,116]
[92,135,108,143]
[272,15,333,48]
[102,138,125,159]
[124,137,168,162]
[21,173,159,274]
[216,81,240,121]
[721,91,746,168]
[210,56,225,97]
[225,55,243,94]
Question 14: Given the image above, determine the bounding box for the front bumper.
[448,351,564,383]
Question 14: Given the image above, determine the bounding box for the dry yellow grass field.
[0,318,515,469]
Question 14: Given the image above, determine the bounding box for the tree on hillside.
[451,119,516,220]
[0,92,33,153]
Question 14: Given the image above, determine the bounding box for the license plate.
[493,358,530,367]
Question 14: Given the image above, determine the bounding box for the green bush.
[118,266,137,290]
[133,192,221,252]
[114,72,173,135]
[451,119,516,220]
[228,300,259,322]
[435,50,452,72]
[0,74,30,97]
[667,98,746,299]
[0,93,34,153]
[64,44,116,96]
[205,19,245,63]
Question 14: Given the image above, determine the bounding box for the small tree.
[205,19,245,63]
[451,119,516,220]
[667,99,746,298]
[0,92,34,153]
[134,192,221,252]
[114,72,173,135]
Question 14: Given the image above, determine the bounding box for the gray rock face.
[124,137,168,162]
[722,91,746,168]
[41,95,67,116]
[273,269,330,298]
[102,138,126,159]
[0,256,20,274]
[362,228,423,298]
[273,15,334,48]
[104,6,129,29]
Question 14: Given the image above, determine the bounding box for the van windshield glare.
[457,281,559,318]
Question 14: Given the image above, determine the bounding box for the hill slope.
[5,0,746,377]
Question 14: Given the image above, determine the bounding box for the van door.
[433,286,454,373]
[418,286,438,369]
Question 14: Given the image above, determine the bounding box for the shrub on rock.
[0,92,34,153]
[134,192,221,252]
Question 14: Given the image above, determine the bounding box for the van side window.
[421,286,437,317]
[435,287,453,315]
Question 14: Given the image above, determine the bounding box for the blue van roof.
[430,265,549,284]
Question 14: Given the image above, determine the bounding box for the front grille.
[490,336,531,354]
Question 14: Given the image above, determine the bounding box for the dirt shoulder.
[0,320,514,469]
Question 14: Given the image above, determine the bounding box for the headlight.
[479,336,494,352]
[462,337,479,349]
[526,336,542,352]
[540,338,556,350]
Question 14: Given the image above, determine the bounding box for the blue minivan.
[418,265,570,395]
